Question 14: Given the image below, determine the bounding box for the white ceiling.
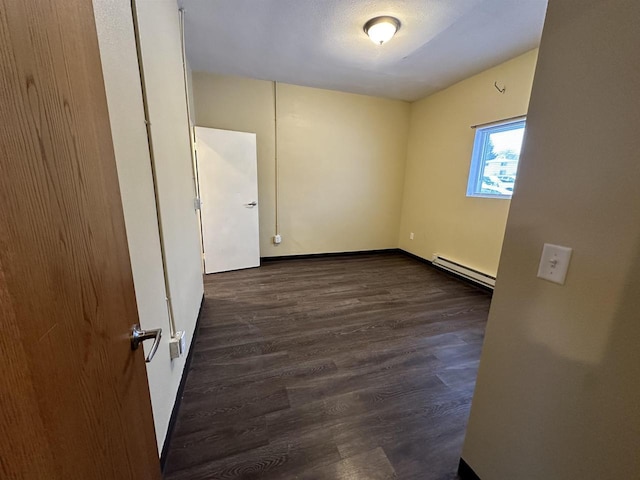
[180,0,548,102]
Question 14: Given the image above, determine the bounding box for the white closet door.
[195,127,260,274]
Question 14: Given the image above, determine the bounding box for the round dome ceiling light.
[363,16,401,45]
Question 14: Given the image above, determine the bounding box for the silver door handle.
[244,201,257,207]
[131,324,162,363]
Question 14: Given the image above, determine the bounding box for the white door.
[195,127,260,274]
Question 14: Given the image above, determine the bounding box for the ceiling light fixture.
[363,16,401,45]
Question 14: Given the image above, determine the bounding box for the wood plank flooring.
[163,252,491,480]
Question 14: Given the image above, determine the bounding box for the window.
[467,118,526,198]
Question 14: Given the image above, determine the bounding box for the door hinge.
[194,197,202,210]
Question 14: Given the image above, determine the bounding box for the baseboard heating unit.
[432,255,496,289]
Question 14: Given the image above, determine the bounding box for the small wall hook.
[494,81,506,94]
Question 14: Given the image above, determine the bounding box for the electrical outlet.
[273,234,282,245]
[169,331,186,360]
[409,232,414,240]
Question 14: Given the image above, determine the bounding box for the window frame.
[466,118,526,199]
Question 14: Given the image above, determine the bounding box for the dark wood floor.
[163,252,490,480]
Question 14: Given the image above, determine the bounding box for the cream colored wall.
[135,0,204,331]
[94,0,203,452]
[398,50,538,277]
[462,0,640,478]
[192,74,410,256]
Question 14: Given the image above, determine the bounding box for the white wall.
[93,0,203,453]
[135,0,204,337]
[462,0,640,478]
[193,74,410,257]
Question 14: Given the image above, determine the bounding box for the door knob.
[131,324,162,363]
[244,201,257,207]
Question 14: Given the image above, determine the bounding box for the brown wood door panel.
[0,1,161,479]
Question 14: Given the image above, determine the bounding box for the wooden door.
[0,1,161,479]
[195,127,260,274]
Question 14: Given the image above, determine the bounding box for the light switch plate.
[537,243,572,285]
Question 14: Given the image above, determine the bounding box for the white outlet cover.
[537,243,572,285]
